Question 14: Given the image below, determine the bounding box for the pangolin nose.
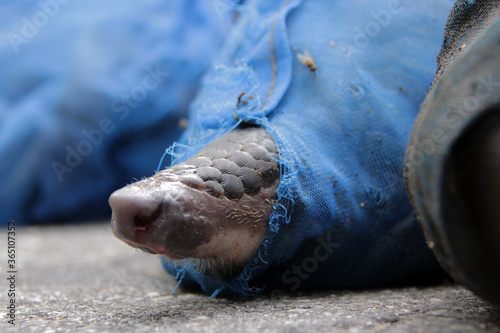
[108,187,162,247]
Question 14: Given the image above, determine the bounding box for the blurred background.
[0,0,237,225]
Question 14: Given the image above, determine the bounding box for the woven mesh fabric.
[161,0,455,298]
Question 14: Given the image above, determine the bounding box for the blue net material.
[1,0,460,299]
[161,0,455,298]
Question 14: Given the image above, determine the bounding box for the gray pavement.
[1,222,499,332]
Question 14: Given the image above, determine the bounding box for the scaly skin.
[109,126,280,277]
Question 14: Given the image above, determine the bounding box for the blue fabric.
[161,0,455,298]
[0,0,231,224]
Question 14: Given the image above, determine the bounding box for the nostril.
[133,205,162,229]
[109,187,162,236]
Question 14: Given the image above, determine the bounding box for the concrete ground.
[1,222,499,332]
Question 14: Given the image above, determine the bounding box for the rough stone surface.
[1,222,499,332]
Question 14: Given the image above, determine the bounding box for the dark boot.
[405,1,500,305]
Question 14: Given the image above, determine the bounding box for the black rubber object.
[405,5,500,305]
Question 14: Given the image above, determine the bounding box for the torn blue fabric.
[161,0,455,298]
[0,0,231,224]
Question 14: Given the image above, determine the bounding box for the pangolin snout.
[109,182,206,259]
[109,127,279,271]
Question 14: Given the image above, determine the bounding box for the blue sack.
[0,0,230,224]
[161,0,455,298]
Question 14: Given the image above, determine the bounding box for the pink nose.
[109,187,162,254]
